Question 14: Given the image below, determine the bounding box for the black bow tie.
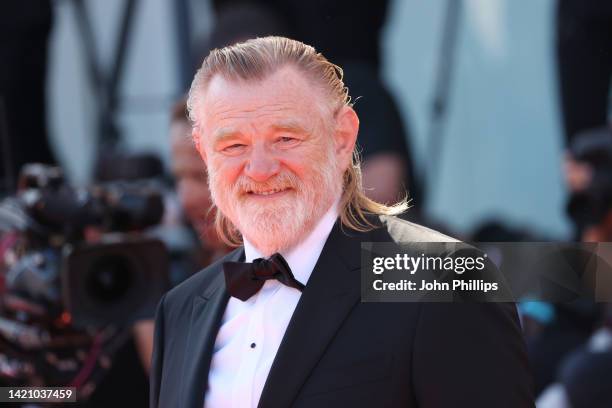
[223,253,305,301]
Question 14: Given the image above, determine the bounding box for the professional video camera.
[567,127,612,229]
[0,164,170,387]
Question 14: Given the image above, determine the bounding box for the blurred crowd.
[0,0,611,407]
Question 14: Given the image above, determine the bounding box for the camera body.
[0,164,170,333]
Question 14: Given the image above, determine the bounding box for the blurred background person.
[169,98,230,267]
[557,0,612,237]
[536,127,612,407]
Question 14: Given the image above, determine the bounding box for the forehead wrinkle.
[211,102,297,120]
[207,110,294,134]
[209,103,306,133]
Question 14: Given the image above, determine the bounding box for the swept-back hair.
[187,36,409,246]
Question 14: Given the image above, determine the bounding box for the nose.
[244,144,280,182]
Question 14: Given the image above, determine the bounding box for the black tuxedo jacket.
[150,216,534,407]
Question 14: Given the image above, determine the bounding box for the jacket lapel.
[180,248,244,408]
[258,222,364,408]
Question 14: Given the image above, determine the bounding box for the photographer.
[535,128,612,406]
[169,98,231,265]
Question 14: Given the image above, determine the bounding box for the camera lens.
[85,256,134,303]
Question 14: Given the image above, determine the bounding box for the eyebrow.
[212,120,310,143]
[269,120,309,135]
[212,128,241,144]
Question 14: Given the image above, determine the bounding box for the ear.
[333,106,359,171]
[192,128,207,164]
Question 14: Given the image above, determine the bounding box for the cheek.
[277,150,318,180]
[209,155,244,184]
[287,148,332,181]
[280,160,304,175]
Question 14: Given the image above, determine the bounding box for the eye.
[221,143,246,154]
[276,136,300,147]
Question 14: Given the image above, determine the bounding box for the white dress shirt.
[204,202,339,408]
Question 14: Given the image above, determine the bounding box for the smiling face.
[193,66,357,255]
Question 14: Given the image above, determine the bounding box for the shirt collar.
[243,199,340,285]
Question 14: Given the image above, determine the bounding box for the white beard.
[208,147,342,256]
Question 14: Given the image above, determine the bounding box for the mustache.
[232,172,301,194]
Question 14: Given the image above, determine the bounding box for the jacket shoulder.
[376,215,460,243]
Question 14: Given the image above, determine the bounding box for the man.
[151,36,534,407]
